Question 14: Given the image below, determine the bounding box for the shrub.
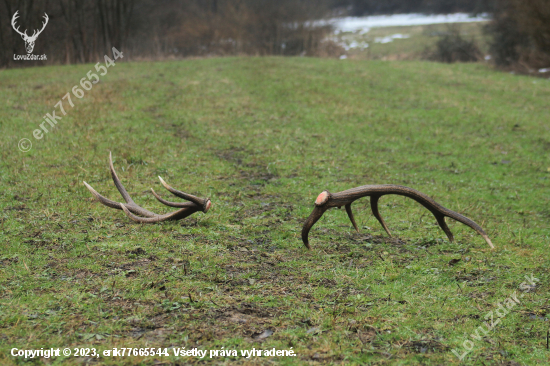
[486,0,550,70]
[425,26,482,63]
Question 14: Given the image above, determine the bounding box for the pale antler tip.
[82,181,102,201]
[484,236,495,249]
[119,203,136,221]
[158,176,170,189]
[120,203,135,219]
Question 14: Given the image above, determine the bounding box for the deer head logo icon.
[11,11,49,54]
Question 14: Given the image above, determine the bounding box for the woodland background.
[0,0,548,70]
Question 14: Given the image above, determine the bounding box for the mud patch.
[215,147,279,182]
[215,147,248,166]
[402,339,449,353]
[350,233,410,247]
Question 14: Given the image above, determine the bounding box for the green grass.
[336,22,490,60]
[1,57,549,365]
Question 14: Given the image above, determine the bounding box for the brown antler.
[302,184,494,249]
[83,153,211,223]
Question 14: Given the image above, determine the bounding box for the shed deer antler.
[302,184,493,249]
[83,153,211,223]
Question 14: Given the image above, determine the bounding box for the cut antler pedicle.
[83,153,211,223]
[302,184,493,249]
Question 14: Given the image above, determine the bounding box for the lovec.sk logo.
[11,10,48,60]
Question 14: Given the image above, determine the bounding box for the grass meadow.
[1,56,550,365]
[336,22,489,60]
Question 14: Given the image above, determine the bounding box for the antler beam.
[302,184,493,249]
[83,153,211,223]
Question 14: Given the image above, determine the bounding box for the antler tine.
[302,184,494,249]
[344,204,359,232]
[84,153,211,223]
[83,181,156,217]
[437,208,494,249]
[301,205,328,249]
[109,151,134,204]
[158,176,211,213]
[150,188,200,208]
[83,154,157,217]
[369,195,392,237]
[434,213,454,242]
[121,204,200,223]
[83,181,122,210]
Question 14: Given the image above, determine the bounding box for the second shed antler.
[302,184,494,249]
[83,153,211,223]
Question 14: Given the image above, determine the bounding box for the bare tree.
[1,0,332,68]
[97,0,134,52]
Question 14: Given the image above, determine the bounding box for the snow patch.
[331,13,490,33]
[374,33,410,43]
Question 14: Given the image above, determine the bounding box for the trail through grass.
[1,57,549,364]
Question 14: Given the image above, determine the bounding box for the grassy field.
[1,57,550,365]
[334,22,490,60]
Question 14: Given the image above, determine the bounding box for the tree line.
[333,0,495,15]
[488,0,550,69]
[1,0,336,67]
[1,0,548,70]
[1,0,134,66]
